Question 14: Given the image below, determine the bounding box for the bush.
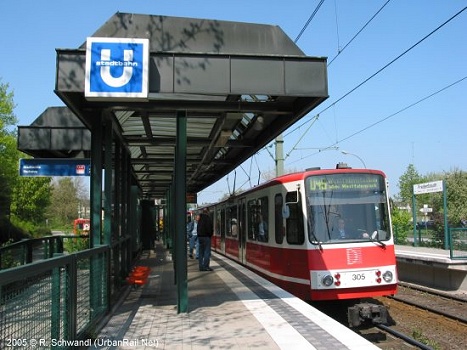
[8,217,51,239]
[63,236,89,253]
[0,217,29,245]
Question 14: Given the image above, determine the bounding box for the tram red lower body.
[213,237,397,301]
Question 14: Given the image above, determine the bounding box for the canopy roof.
[19,12,328,200]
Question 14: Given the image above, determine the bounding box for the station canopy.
[18,12,328,200]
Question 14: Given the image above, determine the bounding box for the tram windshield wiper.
[370,230,386,248]
[309,231,323,250]
[312,239,323,250]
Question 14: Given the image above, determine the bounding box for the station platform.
[90,243,378,350]
[395,245,467,293]
[395,244,467,263]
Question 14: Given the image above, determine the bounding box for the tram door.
[238,197,247,263]
[218,206,225,253]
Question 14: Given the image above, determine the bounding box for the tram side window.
[247,197,269,242]
[227,204,238,237]
[274,194,284,244]
[286,191,304,245]
[220,208,226,238]
[247,200,257,240]
[257,197,268,242]
[215,208,224,237]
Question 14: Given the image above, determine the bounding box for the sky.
[1,1,466,204]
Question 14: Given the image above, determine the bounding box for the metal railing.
[0,235,89,270]
[0,246,109,349]
[449,227,467,260]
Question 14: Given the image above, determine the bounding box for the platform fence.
[0,235,89,270]
[0,246,109,349]
[449,227,467,260]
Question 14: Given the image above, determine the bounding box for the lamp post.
[341,150,367,168]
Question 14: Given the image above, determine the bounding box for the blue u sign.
[85,37,149,99]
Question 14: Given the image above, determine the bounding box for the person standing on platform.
[187,214,199,259]
[197,208,214,271]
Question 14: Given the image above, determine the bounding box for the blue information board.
[19,159,91,177]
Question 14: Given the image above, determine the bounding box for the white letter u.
[100,49,133,87]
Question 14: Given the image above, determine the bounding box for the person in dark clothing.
[197,209,214,271]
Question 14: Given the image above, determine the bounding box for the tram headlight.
[322,274,334,287]
[382,271,393,283]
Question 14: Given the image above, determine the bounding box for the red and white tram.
[206,164,397,326]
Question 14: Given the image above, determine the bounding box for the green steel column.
[90,116,104,318]
[412,192,417,246]
[167,189,173,251]
[90,118,103,247]
[103,115,114,304]
[123,150,131,267]
[443,181,449,250]
[66,256,77,342]
[114,143,123,276]
[51,267,61,343]
[163,201,168,247]
[129,185,139,256]
[175,111,188,313]
[103,114,113,246]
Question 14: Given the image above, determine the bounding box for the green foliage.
[0,216,28,244]
[0,80,17,128]
[0,80,19,225]
[0,238,19,269]
[63,236,89,253]
[11,176,52,224]
[397,164,423,203]
[0,79,89,244]
[391,206,411,243]
[395,165,467,249]
[440,168,467,226]
[411,329,440,350]
[0,80,29,243]
[8,217,51,239]
[46,178,83,227]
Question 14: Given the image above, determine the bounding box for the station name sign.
[413,180,443,195]
[85,37,149,99]
[19,159,91,177]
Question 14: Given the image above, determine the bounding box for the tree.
[46,177,88,227]
[397,164,424,204]
[0,79,20,242]
[0,132,18,216]
[0,80,17,127]
[432,168,467,227]
[390,205,411,243]
[11,177,52,224]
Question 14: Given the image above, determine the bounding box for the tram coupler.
[347,303,388,327]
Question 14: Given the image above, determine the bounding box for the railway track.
[364,283,467,349]
[316,283,467,349]
[375,324,436,350]
[390,282,467,323]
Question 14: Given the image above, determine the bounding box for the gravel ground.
[378,285,467,350]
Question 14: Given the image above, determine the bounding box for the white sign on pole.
[413,180,443,195]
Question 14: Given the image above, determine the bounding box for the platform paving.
[89,242,378,350]
[90,244,282,349]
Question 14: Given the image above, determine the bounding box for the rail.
[0,235,89,269]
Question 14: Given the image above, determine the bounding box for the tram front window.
[305,173,391,244]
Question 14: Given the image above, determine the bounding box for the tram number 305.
[352,273,366,281]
